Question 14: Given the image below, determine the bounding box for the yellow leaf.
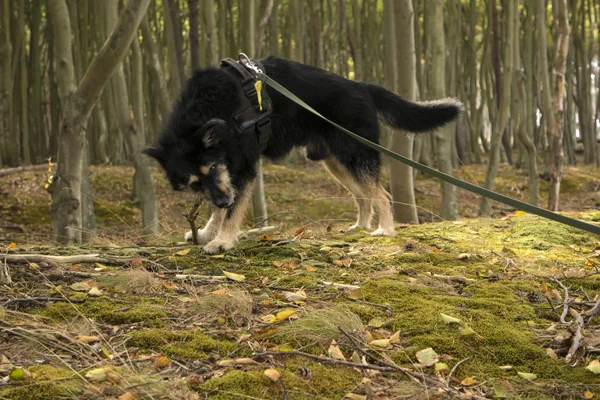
[85,367,111,382]
[416,348,439,367]
[585,391,594,399]
[440,313,462,324]
[9,367,31,381]
[461,377,476,386]
[101,346,113,359]
[435,362,449,373]
[7,243,16,249]
[517,371,537,381]
[369,339,392,349]
[328,339,346,361]
[305,265,317,273]
[586,360,600,374]
[514,211,527,216]
[210,288,229,296]
[264,368,281,382]
[174,248,191,256]
[153,355,172,369]
[270,309,297,323]
[88,287,103,297]
[223,270,246,282]
[283,290,307,303]
[389,330,401,344]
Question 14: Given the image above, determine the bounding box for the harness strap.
[220,58,272,152]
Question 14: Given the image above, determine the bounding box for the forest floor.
[0,160,600,399]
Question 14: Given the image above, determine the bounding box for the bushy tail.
[367,84,463,133]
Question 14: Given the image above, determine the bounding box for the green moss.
[128,329,237,359]
[94,199,136,226]
[199,362,360,399]
[41,298,168,325]
[0,366,78,400]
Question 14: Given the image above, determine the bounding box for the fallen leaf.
[130,257,144,269]
[498,365,513,371]
[273,343,294,352]
[328,339,346,360]
[76,335,101,344]
[440,313,462,324]
[7,243,16,249]
[389,330,401,344]
[9,367,31,381]
[586,360,600,374]
[28,262,40,271]
[367,317,385,328]
[493,385,509,398]
[264,368,280,382]
[434,362,449,373]
[218,358,259,367]
[270,309,298,323]
[85,367,111,382]
[88,287,103,297]
[284,290,307,303]
[458,326,476,336]
[416,348,439,367]
[252,326,278,339]
[152,356,172,369]
[514,211,527,216]
[517,371,537,381]
[457,253,472,260]
[174,248,191,256]
[223,271,246,282]
[94,262,108,271]
[69,281,92,291]
[237,334,252,343]
[305,265,317,273]
[345,288,363,299]
[0,355,13,374]
[546,348,559,361]
[369,339,392,349]
[118,392,139,400]
[343,394,367,400]
[585,391,594,399]
[461,377,476,386]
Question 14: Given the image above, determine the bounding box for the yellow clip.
[254,80,263,111]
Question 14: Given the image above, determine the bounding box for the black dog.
[144,56,462,254]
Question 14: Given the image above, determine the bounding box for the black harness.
[219,54,273,152]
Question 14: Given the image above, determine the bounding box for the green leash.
[257,72,600,236]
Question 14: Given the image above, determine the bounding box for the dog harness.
[219,54,273,152]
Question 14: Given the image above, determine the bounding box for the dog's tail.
[367,84,463,133]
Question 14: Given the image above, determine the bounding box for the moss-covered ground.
[1,161,599,399]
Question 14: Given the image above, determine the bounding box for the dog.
[143,56,462,254]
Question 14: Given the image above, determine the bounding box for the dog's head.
[143,118,237,209]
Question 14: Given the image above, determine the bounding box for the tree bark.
[389,0,418,224]
[188,0,201,70]
[47,0,151,244]
[479,0,515,216]
[548,0,570,211]
[428,0,457,221]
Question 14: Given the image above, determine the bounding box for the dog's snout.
[215,198,233,209]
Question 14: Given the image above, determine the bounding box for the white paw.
[371,227,396,237]
[203,239,235,254]
[185,229,215,244]
[348,224,370,232]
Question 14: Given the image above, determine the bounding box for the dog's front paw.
[203,239,235,255]
[185,229,215,244]
[371,227,396,237]
[347,224,370,232]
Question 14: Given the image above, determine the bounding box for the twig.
[550,276,571,323]
[174,274,227,282]
[2,297,86,307]
[447,358,470,384]
[2,254,130,265]
[565,310,585,364]
[238,225,281,240]
[184,201,203,245]
[584,297,600,318]
[318,281,360,290]
[427,273,474,284]
[253,350,397,373]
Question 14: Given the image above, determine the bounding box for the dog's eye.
[209,164,216,173]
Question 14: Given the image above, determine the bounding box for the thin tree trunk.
[256,0,274,57]
[429,0,457,221]
[204,0,218,65]
[390,0,418,224]
[548,0,570,211]
[479,0,515,216]
[188,0,201,70]
[140,16,170,119]
[0,0,10,166]
[47,0,151,244]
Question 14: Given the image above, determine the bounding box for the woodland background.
[0,0,599,242]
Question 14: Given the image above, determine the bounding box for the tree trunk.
[47,0,151,244]
[256,0,274,57]
[548,0,569,211]
[428,0,457,221]
[203,0,218,65]
[537,0,555,174]
[389,0,418,224]
[140,16,170,119]
[479,0,515,216]
[188,0,201,70]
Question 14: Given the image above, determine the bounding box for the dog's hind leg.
[203,181,255,254]
[185,209,226,244]
[367,182,396,237]
[323,157,373,230]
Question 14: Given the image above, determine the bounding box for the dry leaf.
[328,339,346,361]
[76,335,101,344]
[264,368,280,382]
[223,271,246,282]
[218,358,259,367]
[283,290,307,303]
[88,287,103,297]
[416,348,439,367]
[270,309,298,323]
[584,390,594,399]
[517,371,537,381]
[7,243,16,249]
[130,258,144,269]
[152,355,172,369]
[174,248,191,256]
[586,360,600,374]
[305,265,317,272]
[389,330,401,344]
[461,377,476,386]
[369,339,392,349]
[118,392,139,400]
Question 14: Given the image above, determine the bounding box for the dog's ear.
[142,146,167,163]
[200,119,227,148]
